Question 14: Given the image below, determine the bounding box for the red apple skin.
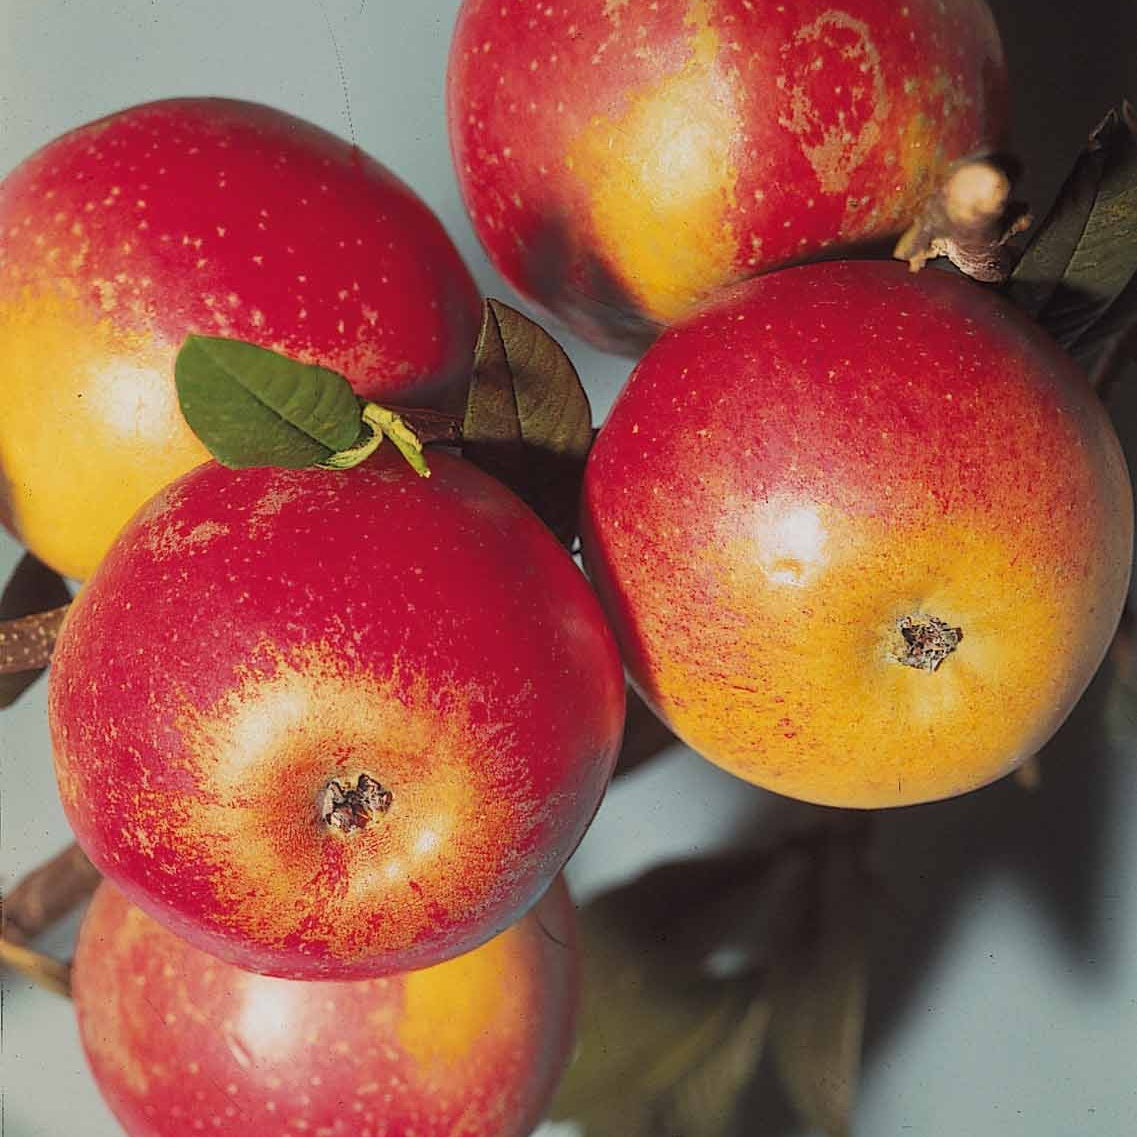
[0,97,482,580]
[72,877,578,1137]
[580,260,1133,808]
[49,449,624,978]
[447,0,1007,351]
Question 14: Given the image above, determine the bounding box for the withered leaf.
[768,832,872,1137]
[0,554,71,708]
[462,299,593,546]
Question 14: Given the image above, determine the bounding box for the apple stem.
[319,403,434,476]
[315,404,463,476]
[891,614,963,672]
[0,603,71,674]
[0,936,72,998]
[387,406,464,445]
[2,843,100,945]
[319,773,393,833]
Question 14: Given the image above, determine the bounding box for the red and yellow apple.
[580,260,1133,808]
[0,97,481,579]
[49,448,624,977]
[73,877,578,1137]
[447,0,1007,350]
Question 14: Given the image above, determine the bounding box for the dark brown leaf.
[769,833,872,1137]
[462,299,593,545]
[0,554,71,705]
[1109,604,1137,690]
[461,300,526,486]
[1036,107,1137,346]
[1106,640,1137,734]
[0,605,71,677]
[566,848,803,976]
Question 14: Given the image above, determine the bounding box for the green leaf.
[1007,104,1137,384]
[769,832,872,1137]
[0,554,71,709]
[175,335,365,468]
[550,896,756,1137]
[462,299,594,546]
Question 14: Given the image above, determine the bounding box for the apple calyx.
[318,773,394,834]
[891,614,963,672]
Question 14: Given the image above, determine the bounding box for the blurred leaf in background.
[554,822,873,1137]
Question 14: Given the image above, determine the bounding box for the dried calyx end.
[319,773,393,833]
[891,614,963,672]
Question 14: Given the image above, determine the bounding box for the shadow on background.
[734,654,1129,1136]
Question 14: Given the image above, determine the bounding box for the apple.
[49,447,625,977]
[0,97,482,580]
[447,0,1007,352]
[580,260,1133,808]
[72,877,578,1137]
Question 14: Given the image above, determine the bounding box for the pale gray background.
[2,2,1136,1135]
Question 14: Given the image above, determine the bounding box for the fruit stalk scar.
[891,613,963,671]
[319,773,394,833]
[893,157,1031,281]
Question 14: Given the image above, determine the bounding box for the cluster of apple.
[450,0,1133,807]
[0,98,618,1137]
[0,2,1132,1136]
